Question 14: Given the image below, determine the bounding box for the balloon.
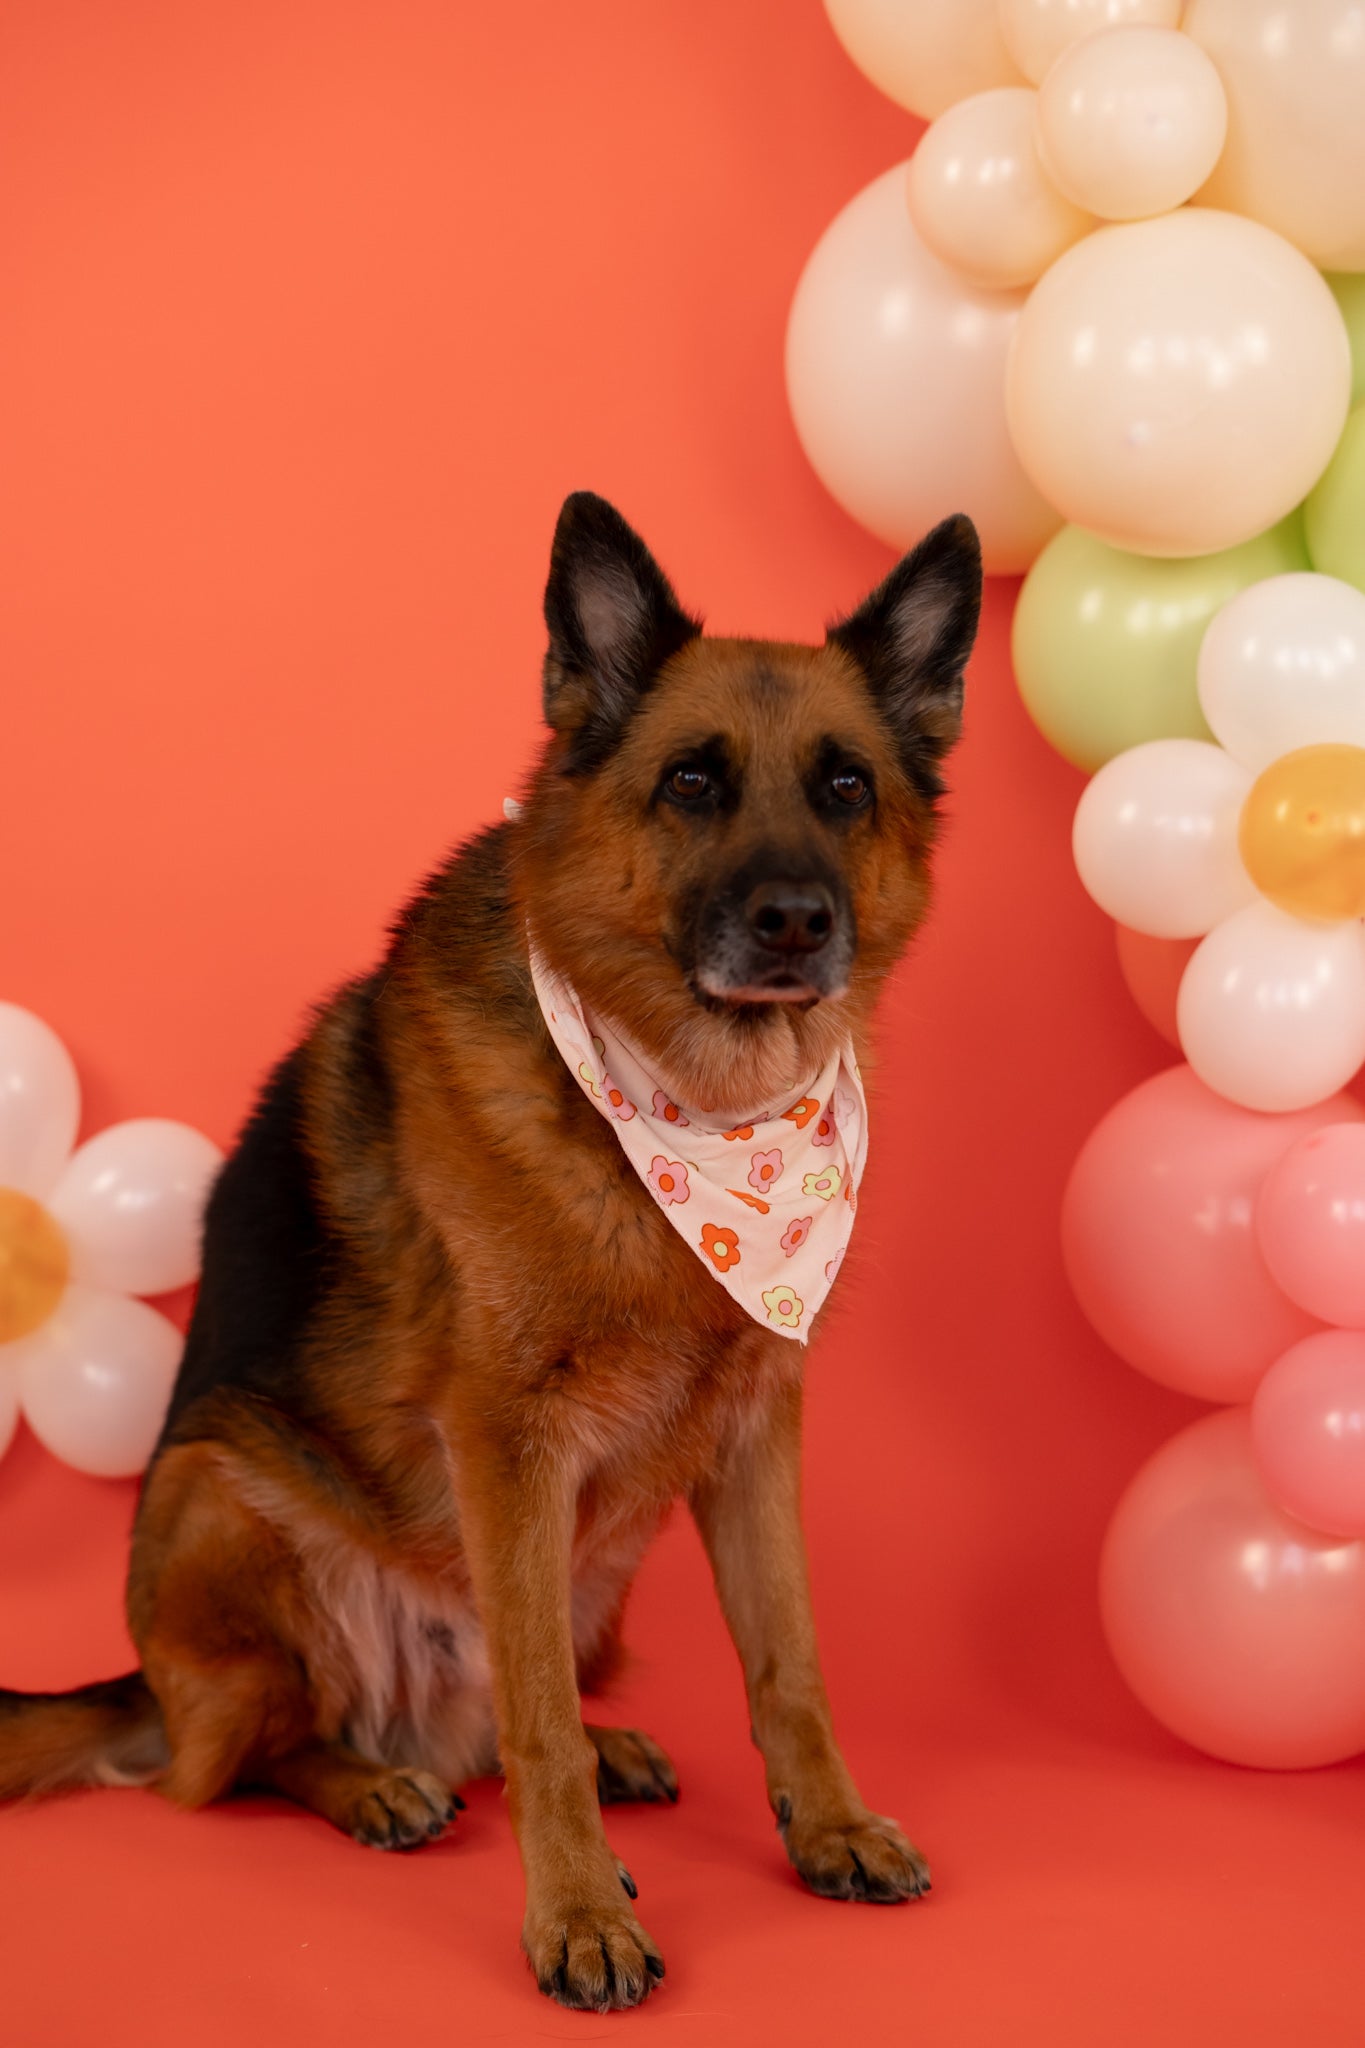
[1178,903,1365,1114]
[998,0,1182,86]
[1253,1333,1365,1541]
[1237,745,1365,924]
[1197,573,1365,775]
[1100,1409,1365,1768]
[0,1187,69,1345]
[823,0,1023,119]
[0,1366,17,1462]
[1061,1065,1357,1402]
[49,1118,223,1298]
[10,1285,182,1478]
[0,1003,80,1200]
[906,88,1091,292]
[1258,1123,1365,1329]
[1035,26,1227,222]
[1186,0,1365,272]
[1305,407,1365,598]
[786,166,1061,574]
[1326,274,1365,409]
[1072,740,1254,939]
[1005,210,1351,559]
[1013,516,1309,773]
[1114,927,1197,1047]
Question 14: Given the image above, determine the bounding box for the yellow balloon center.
[1238,743,1365,923]
[0,1187,69,1343]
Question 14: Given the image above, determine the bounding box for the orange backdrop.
[3,4,1362,2042]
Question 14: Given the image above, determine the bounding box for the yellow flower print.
[761,1285,804,1330]
[802,1164,843,1202]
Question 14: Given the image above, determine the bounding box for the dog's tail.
[0,1673,166,1799]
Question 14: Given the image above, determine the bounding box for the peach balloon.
[998,0,1183,86]
[1257,1123,1365,1330]
[1036,26,1228,222]
[1238,744,1365,925]
[787,165,1061,574]
[823,0,1023,119]
[907,88,1091,291]
[1061,1065,1357,1403]
[1101,1409,1365,1768]
[1006,210,1351,559]
[1115,927,1200,1047]
[1253,1333,1365,1541]
[11,1284,182,1478]
[1187,0,1365,272]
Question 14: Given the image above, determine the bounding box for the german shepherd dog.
[0,493,980,2012]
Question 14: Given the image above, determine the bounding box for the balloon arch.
[789,0,1365,1768]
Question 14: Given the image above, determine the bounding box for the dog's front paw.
[525,1900,666,2012]
[777,1799,931,1903]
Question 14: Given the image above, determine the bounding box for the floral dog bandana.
[528,945,868,1343]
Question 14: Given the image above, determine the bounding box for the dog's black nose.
[744,880,836,956]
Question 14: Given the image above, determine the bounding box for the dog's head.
[516,492,981,1116]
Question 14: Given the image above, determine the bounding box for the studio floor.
[4,2,1364,2041]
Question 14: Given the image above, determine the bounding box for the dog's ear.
[542,492,702,768]
[827,513,982,803]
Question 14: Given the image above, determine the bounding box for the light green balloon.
[1305,404,1365,595]
[1326,276,1365,408]
[1012,514,1311,773]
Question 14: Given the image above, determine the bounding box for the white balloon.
[824,0,1024,119]
[13,1285,182,1478]
[0,1366,19,1462]
[998,0,1183,85]
[786,165,1061,575]
[0,1004,80,1199]
[50,1118,222,1298]
[1178,905,1365,1113]
[1197,574,1365,775]
[1073,740,1256,939]
[1035,25,1228,222]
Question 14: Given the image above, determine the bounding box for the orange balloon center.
[0,1187,69,1343]
[1238,743,1365,923]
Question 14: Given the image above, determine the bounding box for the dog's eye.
[830,769,869,806]
[667,766,712,802]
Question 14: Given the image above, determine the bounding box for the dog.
[0,491,981,2012]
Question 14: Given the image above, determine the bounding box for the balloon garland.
[793,0,1365,1766]
[0,1003,220,1478]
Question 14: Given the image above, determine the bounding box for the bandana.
[528,945,868,1343]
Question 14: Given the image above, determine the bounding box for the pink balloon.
[1101,1409,1365,1767]
[1253,1332,1365,1540]
[1114,926,1198,1047]
[1062,1065,1363,1401]
[1257,1122,1365,1329]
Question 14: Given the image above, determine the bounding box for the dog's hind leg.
[586,1725,679,1806]
[254,1740,459,1848]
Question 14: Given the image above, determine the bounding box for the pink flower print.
[651,1090,689,1128]
[802,1164,842,1202]
[811,1109,836,1149]
[781,1216,813,1258]
[748,1147,783,1196]
[824,1246,846,1284]
[648,1156,689,1206]
[833,1083,858,1124]
[602,1076,636,1122]
[761,1285,804,1330]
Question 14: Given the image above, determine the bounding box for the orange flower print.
[651,1090,689,1128]
[748,1147,783,1195]
[811,1110,836,1149]
[722,1123,754,1143]
[845,1177,856,1210]
[602,1076,636,1122]
[825,1246,846,1284]
[727,1188,771,1214]
[648,1156,689,1207]
[802,1164,843,1202]
[783,1096,819,1130]
[761,1284,803,1330]
[701,1223,741,1273]
[780,1216,812,1258]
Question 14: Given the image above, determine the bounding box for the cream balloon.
[1178,906,1365,1114]
[0,1003,80,1201]
[1187,0,1365,272]
[998,0,1183,85]
[1006,210,1351,559]
[823,0,1023,119]
[787,165,1061,575]
[11,1285,182,1478]
[49,1118,223,1298]
[907,88,1091,291]
[1036,26,1228,221]
[1073,740,1255,939]
[1198,574,1365,775]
